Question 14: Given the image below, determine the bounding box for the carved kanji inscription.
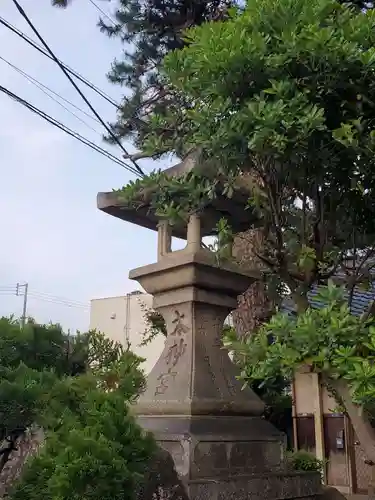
[154,310,189,396]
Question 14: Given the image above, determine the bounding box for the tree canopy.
[53,0,372,160]
[117,0,375,310]
[0,317,85,479]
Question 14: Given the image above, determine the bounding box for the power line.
[11,0,145,177]
[0,16,119,109]
[0,55,101,124]
[87,0,117,26]
[28,294,89,310]
[0,84,142,176]
[0,14,146,170]
[28,291,88,308]
[0,55,102,136]
[0,284,89,310]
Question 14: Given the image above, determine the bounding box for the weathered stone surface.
[136,454,322,500]
[130,251,264,418]
[320,486,347,500]
[137,414,283,481]
[187,471,321,500]
[136,447,189,500]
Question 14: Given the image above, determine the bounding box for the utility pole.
[16,282,28,329]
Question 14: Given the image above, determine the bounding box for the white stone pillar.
[157,220,171,261]
[186,214,201,252]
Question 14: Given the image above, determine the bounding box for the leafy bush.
[0,316,155,500]
[10,380,155,500]
[286,450,326,474]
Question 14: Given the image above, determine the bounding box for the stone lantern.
[97,159,321,500]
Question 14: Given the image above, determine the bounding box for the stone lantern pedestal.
[97,159,322,500]
[128,220,319,500]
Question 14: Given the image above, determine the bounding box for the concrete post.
[312,373,327,483]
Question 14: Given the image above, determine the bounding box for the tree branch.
[323,376,375,464]
[122,148,170,161]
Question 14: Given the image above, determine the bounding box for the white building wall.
[89,292,165,374]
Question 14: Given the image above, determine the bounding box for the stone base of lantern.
[135,414,322,500]
[138,415,284,478]
[186,472,321,500]
[128,249,322,500]
[136,448,321,500]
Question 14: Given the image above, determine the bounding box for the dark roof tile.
[281,282,375,317]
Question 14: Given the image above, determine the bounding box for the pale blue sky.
[0,0,177,331]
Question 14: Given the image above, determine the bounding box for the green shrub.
[286,450,326,474]
[10,386,155,500]
[5,324,155,500]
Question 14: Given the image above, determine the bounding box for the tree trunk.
[0,430,23,475]
[232,228,272,338]
[0,428,43,498]
[0,439,16,475]
[326,377,375,464]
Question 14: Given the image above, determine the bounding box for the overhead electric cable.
[0,84,142,176]
[0,55,102,135]
[87,0,117,26]
[28,290,88,307]
[0,15,119,109]
[11,0,145,176]
[28,293,89,310]
[0,55,101,123]
[0,283,89,309]
[0,286,17,292]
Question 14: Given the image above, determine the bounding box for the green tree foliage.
[104,0,371,158]
[223,324,292,436]
[0,316,76,374]
[139,300,167,347]
[0,317,83,476]
[9,353,154,500]
[117,0,375,312]
[52,0,372,158]
[226,283,375,462]
[0,318,152,498]
[230,283,375,411]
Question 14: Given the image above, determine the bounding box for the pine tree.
[103,0,234,159]
[53,0,235,158]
